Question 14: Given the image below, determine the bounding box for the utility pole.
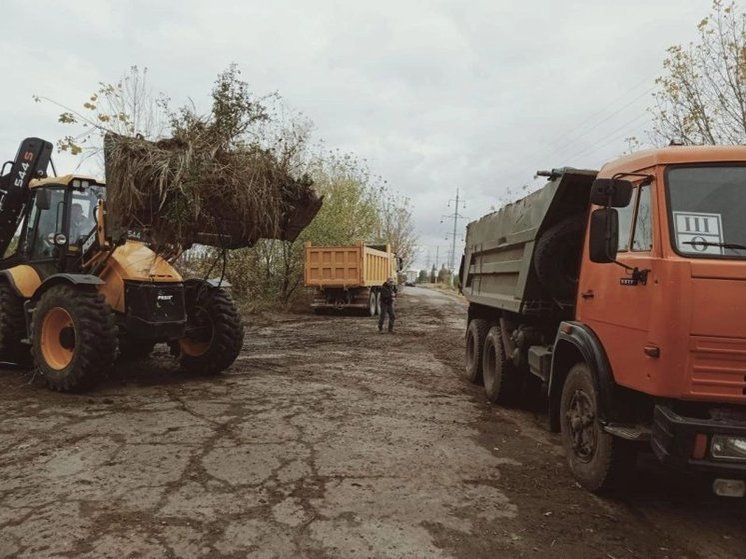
[442,188,466,270]
[435,246,439,268]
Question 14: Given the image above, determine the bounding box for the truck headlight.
[711,435,746,461]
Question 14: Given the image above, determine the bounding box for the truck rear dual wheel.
[482,326,521,404]
[32,285,117,392]
[559,363,636,492]
[178,283,244,375]
[368,291,377,317]
[465,319,489,384]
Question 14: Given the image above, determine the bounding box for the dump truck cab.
[571,146,746,482]
[461,145,746,495]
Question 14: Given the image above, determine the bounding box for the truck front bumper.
[651,405,746,477]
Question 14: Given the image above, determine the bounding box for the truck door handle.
[581,290,594,299]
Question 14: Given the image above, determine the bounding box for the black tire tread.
[465,318,489,384]
[559,363,637,492]
[368,290,376,317]
[32,284,117,392]
[0,283,30,364]
[482,326,521,404]
[180,285,244,375]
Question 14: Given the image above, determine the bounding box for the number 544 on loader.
[0,137,244,391]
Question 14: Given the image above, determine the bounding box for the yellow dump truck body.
[304,242,393,288]
[304,242,395,313]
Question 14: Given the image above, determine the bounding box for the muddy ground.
[0,286,744,558]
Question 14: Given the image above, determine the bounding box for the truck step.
[603,424,651,441]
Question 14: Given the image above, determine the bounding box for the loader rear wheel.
[482,326,520,404]
[32,285,117,392]
[179,283,243,375]
[465,318,489,384]
[0,283,30,364]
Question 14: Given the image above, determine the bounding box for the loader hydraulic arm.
[0,138,53,256]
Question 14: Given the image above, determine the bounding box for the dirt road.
[0,287,744,558]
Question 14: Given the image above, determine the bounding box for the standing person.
[378,278,397,333]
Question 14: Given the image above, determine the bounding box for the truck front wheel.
[559,362,636,491]
[482,326,520,403]
[465,319,489,384]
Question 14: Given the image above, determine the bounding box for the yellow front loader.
[0,137,243,391]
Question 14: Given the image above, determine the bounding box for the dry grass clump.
[103,131,321,250]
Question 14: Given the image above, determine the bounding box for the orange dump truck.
[304,242,399,315]
[461,146,746,496]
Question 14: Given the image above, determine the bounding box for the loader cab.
[2,175,106,278]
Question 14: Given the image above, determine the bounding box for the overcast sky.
[0,0,715,269]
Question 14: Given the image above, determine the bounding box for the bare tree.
[650,1,746,145]
[375,192,417,270]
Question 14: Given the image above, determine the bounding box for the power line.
[551,87,655,160]
[441,188,466,270]
[546,71,660,154]
[562,112,651,164]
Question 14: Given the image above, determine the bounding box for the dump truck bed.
[304,242,393,288]
[460,168,597,314]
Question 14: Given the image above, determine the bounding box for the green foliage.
[301,152,381,245]
[437,265,452,285]
[417,269,429,283]
[651,1,746,144]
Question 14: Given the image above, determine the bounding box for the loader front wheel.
[179,283,243,375]
[32,285,117,392]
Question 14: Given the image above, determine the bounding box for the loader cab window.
[27,187,66,260]
[2,218,25,259]
[68,186,104,245]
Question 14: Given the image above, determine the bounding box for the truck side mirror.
[590,178,633,207]
[589,208,619,263]
[36,189,51,210]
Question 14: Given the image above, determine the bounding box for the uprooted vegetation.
[42,65,322,251]
[103,132,320,250]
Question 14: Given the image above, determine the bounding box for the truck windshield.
[667,165,746,259]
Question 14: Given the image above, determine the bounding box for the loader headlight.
[711,435,746,461]
[54,233,67,246]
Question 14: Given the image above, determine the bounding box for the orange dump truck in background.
[461,146,746,496]
[304,242,400,315]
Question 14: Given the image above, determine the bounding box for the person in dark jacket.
[378,278,397,333]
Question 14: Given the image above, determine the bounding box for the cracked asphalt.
[0,286,744,558]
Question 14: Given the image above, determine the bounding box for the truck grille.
[689,336,746,401]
